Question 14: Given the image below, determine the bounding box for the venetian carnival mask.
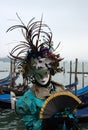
[31,57,51,86]
[7,15,63,87]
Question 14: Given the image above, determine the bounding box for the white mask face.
[32,57,51,85]
[35,71,50,85]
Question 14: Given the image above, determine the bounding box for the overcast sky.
[0,0,88,61]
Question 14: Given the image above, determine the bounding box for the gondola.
[0,93,11,109]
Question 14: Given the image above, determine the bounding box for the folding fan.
[40,91,81,119]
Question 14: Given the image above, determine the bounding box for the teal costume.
[16,89,45,130]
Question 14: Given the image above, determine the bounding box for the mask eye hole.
[49,62,52,66]
[38,66,43,70]
[39,60,43,63]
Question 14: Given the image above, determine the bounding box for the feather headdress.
[7,15,63,79]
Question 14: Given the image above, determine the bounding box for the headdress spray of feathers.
[7,14,63,81]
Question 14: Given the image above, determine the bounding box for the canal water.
[0,109,88,130]
[0,109,26,130]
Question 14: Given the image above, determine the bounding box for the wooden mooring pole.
[74,58,78,95]
[63,61,65,74]
[82,62,84,88]
[10,60,13,88]
[69,60,72,84]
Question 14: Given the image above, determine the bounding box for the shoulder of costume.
[51,80,64,88]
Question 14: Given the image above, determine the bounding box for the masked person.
[7,16,64,130]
